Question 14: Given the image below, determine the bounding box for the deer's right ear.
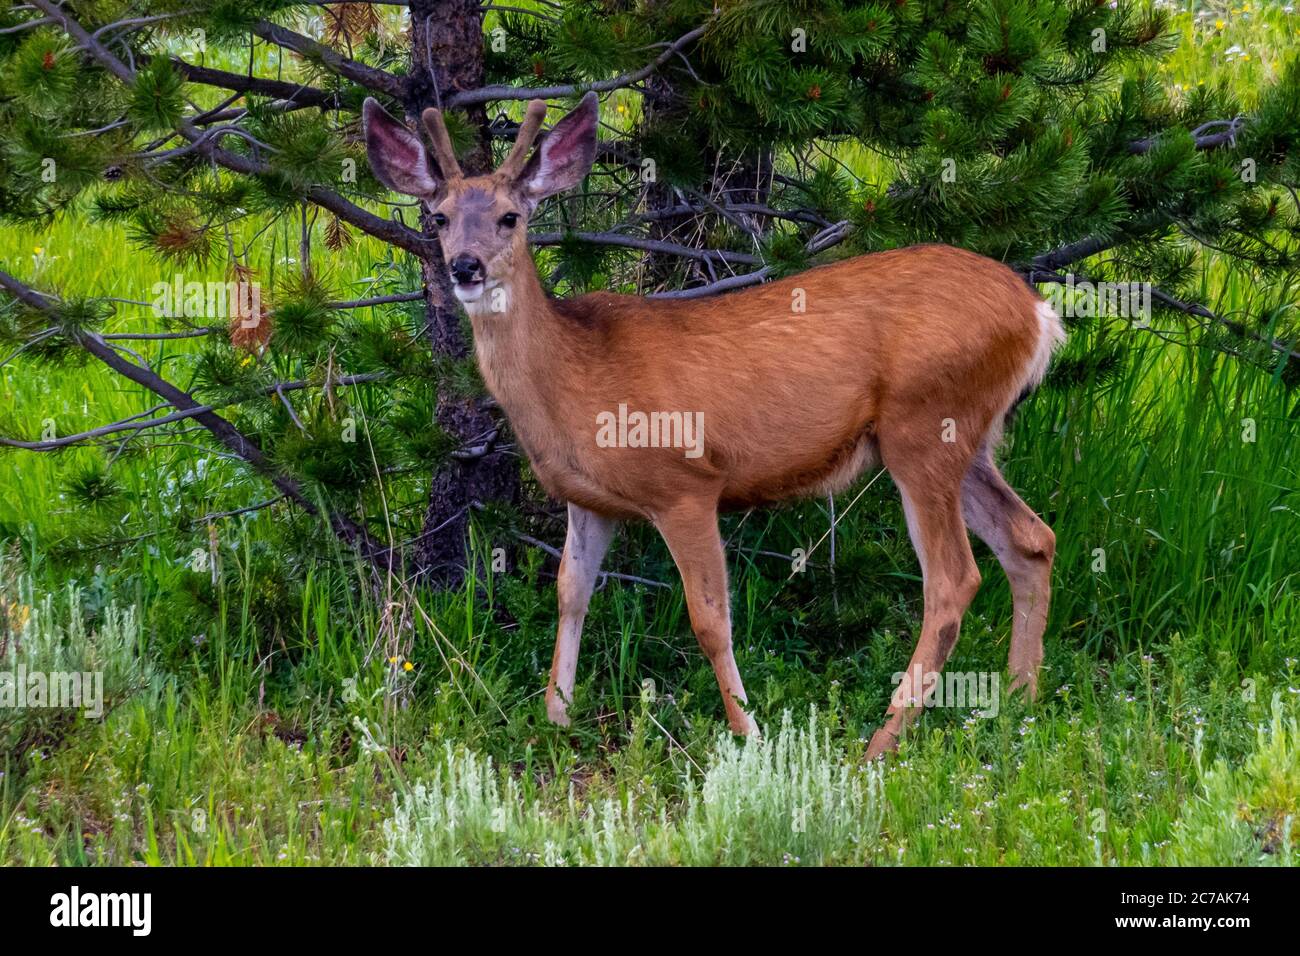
[362,98,440,199]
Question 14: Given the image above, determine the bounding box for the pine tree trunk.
[407,0,519,586]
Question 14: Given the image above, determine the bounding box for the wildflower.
[403,661,414,672]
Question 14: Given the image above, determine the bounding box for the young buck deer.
[363,93,1065,758]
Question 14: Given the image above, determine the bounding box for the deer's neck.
[461,263,572,450]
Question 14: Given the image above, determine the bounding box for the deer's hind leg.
[866,424,983,760]
[960,449,1054,699]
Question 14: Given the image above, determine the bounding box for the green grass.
[1,2,1298,866]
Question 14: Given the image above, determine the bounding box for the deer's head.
[362,93,598,307]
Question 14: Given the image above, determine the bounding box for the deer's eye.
[498,212,519,229]
[431,212,448,228]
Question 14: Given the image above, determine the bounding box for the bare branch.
[0,362,387,450]
[250,19,404,98]
[172,59,340,109]
[1027,269,1300,367]
[0,16,54,35]
[327,291,425,309]
[649,268,774,300]
[447,22,711,107]
[637,201,830,228]
[648,221,851,300]
[102,327,223,341]
[1129,116,1246,155]
[513,532,670,590]
[529,230,760,266]
[193,495,288,524]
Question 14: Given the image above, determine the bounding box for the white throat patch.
[460,279,509,316]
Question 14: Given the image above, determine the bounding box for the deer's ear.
[518,92,598,203]
[362,98,440,198]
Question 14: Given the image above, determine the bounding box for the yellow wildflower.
[2,601,30,632]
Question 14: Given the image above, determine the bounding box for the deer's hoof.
[545,695,572,727]
[733,714,761,740]
[865,727,900,761]
[1008,671,1039,703]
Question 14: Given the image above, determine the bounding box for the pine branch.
[30,0,133,83]
[184,130,433,255]
[33,2,430,256]
[0,269,393,566]
[1028,234,1125,273]
[1147,284,1300,367]
[1032,116,1251,272]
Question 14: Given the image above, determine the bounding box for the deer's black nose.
[449,254,483,285]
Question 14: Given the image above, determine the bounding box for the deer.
[362,92,1065,759]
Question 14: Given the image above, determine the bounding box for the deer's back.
[531,244,1044,514]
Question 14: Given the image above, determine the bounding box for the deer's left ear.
[518,92,598,203]
[362,98,440,199]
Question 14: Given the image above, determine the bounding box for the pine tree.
[1,1,1297,578]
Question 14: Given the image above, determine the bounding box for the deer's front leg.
[654,500,758,736]
[545,503,618,727]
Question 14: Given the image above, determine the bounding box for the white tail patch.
[1025,299,1066,394]
[985,299,1067,453]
